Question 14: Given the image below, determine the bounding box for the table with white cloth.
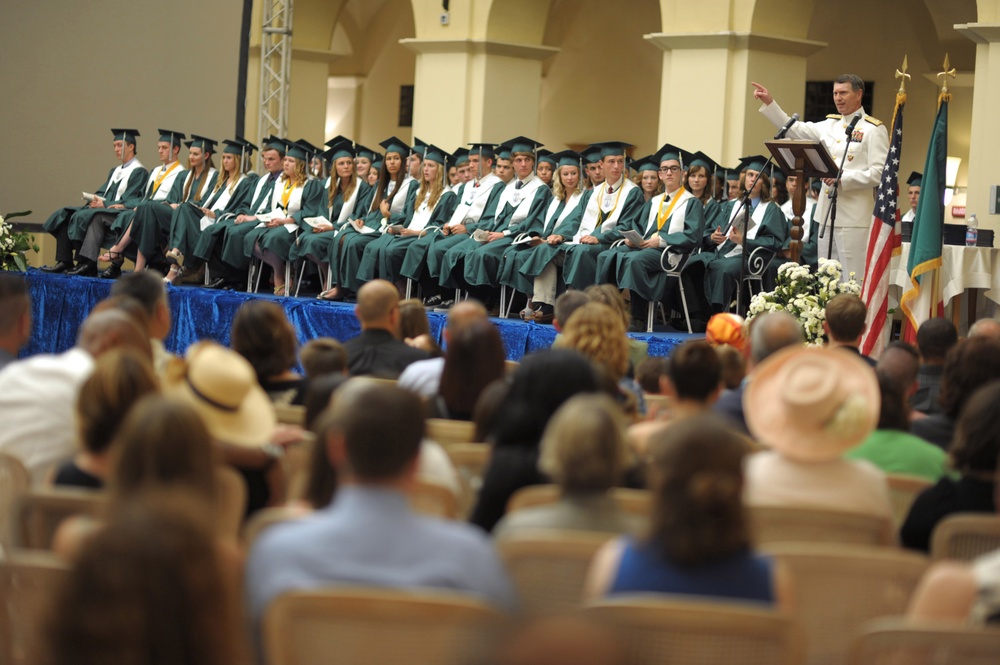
[889,243,1000,332]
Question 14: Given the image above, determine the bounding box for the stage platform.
[19,269,697,362]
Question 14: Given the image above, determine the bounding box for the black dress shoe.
[40,261,72,273]
[66,260,97,276]
[205,277,229,290]
[99,262,122,279]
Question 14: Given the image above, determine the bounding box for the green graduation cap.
[186,134,217,153]
[552,150,584,169]
[379,136,410,157]
[239,139,258,155]
[284,140,310,162]
[907,171,923,187]
[536,149,557,168]
[354,144,376,161]
[325,135,351,149]
[769,164,787,184]
[111,128,140,145]
[263,135,286,154]
[495,142,513,161]
[323,140,356,164]
[371,152,384,171]
[580,146,602,165]
[468,143,497,160]
[222,139,248,156]
[724,165,741,181]
[412,137,429,158]
[423,144,448,166]
[157,129,185,146]
[738,155,769,174]
[654,143,688,169]
[590,141,632,159]
[503,136,543,155]
[688,151,719,173]
[631,155,659,173]
[294,138,323,162]
[452,147,470,166]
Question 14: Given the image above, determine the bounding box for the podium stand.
[765,140,838,264]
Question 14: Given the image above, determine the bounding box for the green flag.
[900,96,947,338]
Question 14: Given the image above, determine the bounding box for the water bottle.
[966,213,979,247]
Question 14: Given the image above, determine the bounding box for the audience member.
[109,271,175,375]
[344,279,429,378]
[399,299,488,397]
[742,346,892,520]
[0,309,149,483]
[433,319,506,421]
[661,340,723,418]
[585,416,792,608]
[713,311,803,434]
[45,494,249,665]
[398,297,440,355]
[968,317,1000,340]
[844,371,948,482]
[876,341,923,420]
[53,349,159,489]
[472,378,510,444]
[823,293,876,366]
[911,336,1000,449]
[494,394,641,538]
[299,338,348,379]
[912,318,957,415]
[584,284,648,372]
[551,290,589,332]
[231,300,307,405]
[246,381,516,627]
[715,345,746,390]
[901,381,1000,552]
[470,349,600,532]
[0,274,31,372]
[635,356,669,394]
[302,373,349,430]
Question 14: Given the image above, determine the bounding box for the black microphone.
[845,112,862,137]
[774,113,799,140]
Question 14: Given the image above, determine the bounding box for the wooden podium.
[765,140,838,264]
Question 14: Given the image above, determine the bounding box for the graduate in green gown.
[299,140,374,297]
[128,136,218,273]
[633,155,664,202]
[244,140,312,295]
[499,150,586,321]
[162,139,257,284]
[357,144,457,288]
[45,129,149,275]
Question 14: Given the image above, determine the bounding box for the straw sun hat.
[165,342,276,448]
[744,346,879,462]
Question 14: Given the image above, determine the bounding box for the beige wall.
[2,0,245,265]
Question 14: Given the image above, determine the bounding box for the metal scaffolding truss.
[257,0,293,165]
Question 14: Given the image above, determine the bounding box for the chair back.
[443,443,491,519]
[0,453,30,551]
[12,488,107,550]
[751,505,893,547]
[425,419,476,448]
[243,506,303,550]
[507,485,652,520]
[410,479,459,519]
[263,588,502,665]
[930,513,1000,561]
[765,543,930,665]
[745,247,776,278]
[849,617,1000,665]
[0,550,69,665]
[274,403,306,426]
[497,529,615,615]
[585,595,805,665]
[885,474,932,529]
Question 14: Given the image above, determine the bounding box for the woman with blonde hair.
[163,140,258,284]
[633,157,663,202]
[562,302,630,382]
[494,393,641,538]
[244,141,312,295]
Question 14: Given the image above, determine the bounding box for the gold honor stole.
[151,161,181,195]
[657,188,686,230]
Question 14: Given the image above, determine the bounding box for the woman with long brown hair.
[244,141,312,295]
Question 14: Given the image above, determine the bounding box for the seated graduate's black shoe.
[205,276,229,290]
[66,260,97,276]
[423,294,443,308]
[628,318,647,333]
[40,261,72,273]
[99,262,122,279]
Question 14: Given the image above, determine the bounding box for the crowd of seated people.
[39,129,836,329]
[5,264,1000,664]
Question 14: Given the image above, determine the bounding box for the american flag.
[859,101,904,357]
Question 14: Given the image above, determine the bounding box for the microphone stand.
[819,114,860,259]
[724,160,771,316]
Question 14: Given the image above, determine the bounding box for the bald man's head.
[969,318,1000,340]
[355,280,400,332]
[77,310,152,361]
[749,311,803,367]
[877,342,920,396]
[444,299,488,343]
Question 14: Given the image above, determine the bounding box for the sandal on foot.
[99,250,123,264]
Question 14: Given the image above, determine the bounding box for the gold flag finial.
[895,55,911,94]
[938,53,957,95]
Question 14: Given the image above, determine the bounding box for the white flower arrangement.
[0,211,38,272]
[747,258,861,345]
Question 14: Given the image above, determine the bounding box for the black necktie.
[515,181,524,190]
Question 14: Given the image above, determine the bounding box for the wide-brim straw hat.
[744,346,879,462]
[164,342,276,448]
